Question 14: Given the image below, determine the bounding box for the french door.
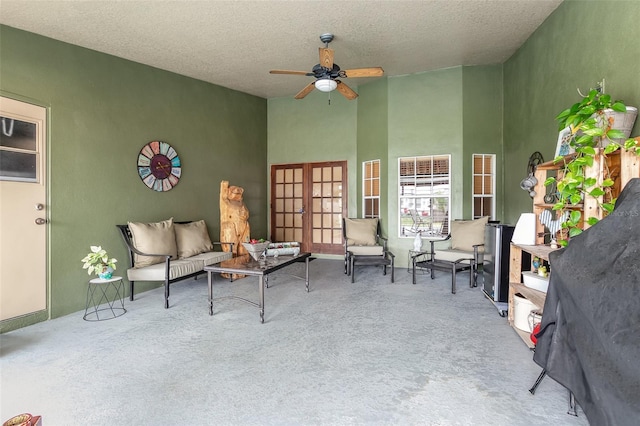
[270,161,347,255]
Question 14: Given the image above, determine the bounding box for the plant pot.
[596,106,638,145]
[98,266,114,279]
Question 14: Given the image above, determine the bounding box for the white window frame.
[472,153,496,220]
[362,159,380,218]
[398,155,451,238]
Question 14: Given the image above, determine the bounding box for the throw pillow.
[174,220,214,259]
[450,216,489,252]
[128,218,178,268]
[345,218,378,246]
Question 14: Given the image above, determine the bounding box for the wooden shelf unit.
[533,146,640,244]
[508,138,639,348]
[508,243,559,348]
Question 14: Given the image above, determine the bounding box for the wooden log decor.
[220,180,251,256]
[220,180,251,279]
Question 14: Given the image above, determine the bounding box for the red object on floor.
[530,323,541,345]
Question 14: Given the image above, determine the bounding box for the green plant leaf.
[603,143,620,154]
[578,146,596,156]
[583,128,604,137]
[584,177,597,187]
[606,129,626,140]
[544,177,556,186]
[589,188,605,197]
[552,202,565,210]
[559,239,568,247]
[570,210,581,223]
[569,227,583,237]
[602,178,614,187]
[611,102,626,112]
[602,202,615,213]
[586,217,600,226]
[569,194,582,204]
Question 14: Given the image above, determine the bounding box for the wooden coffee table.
[204,252,311,323]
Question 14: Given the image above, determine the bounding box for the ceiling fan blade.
[342,67,384,78]
[270,70,311,76]
[335,81,358,100]
[319,47,334,70]
[294,82,316,99]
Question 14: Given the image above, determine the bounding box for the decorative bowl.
[242,241,270,261]
[3,413,32,426]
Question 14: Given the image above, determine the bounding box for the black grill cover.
[533,178,640,425]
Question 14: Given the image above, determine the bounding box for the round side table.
[83,276,127,321]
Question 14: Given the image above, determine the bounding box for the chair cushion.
[128,218,178,268]
[349,245,384,256]
[190,250,233,266]
[450,216,488,252]
[174,220,214,259]
[127,258,204,281]
[345,218,378,246]
[434,249,484,264]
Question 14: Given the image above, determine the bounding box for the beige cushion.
[128,218,178,268]
[345,218,378,246]
[450,216,489,251]
[174,220,214,259]
[127,258,204,281]
[348,246,384,256]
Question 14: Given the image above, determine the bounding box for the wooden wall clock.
[137,141,181,192]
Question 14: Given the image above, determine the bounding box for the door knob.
[35,218,47,225]
[35,203,44,211]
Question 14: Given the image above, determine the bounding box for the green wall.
[267,88,358,213]
[357,78,388,223]
[0,26,267,331]
[503,0,640,223]
[4,0,639,331]
[462,65,504,219]
[268,66,503,267]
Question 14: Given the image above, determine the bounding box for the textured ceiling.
[0,0,563,99]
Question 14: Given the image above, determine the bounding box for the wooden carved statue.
[220,180,250,257]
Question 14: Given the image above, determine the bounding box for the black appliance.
[482,223,516,316]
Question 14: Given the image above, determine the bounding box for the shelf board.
[510,282,546,310]
[534,203,583,209]
[512,326,536,349]
[511,243,560,261]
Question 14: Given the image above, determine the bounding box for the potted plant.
[81,245,117,279]
[545,89,639,246]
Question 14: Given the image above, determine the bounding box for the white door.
[0,96,47,321]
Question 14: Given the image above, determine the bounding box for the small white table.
[83,276,127,321]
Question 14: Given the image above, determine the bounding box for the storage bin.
[513,293,539,332]
[522,271,550,293]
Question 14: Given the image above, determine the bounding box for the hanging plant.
[545,89,638,246]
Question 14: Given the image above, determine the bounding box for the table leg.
[208,271,214,316]
[451,263,456,294]
[305,256,310,292]
[351,256,356,283]
[412,257,417,285]
[390,256,395,283]
[259,276,265,323]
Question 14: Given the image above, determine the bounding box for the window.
[472,154,495,219]
[399,155,450,238]
[363,159,380,218]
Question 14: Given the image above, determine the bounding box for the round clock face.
[137,141,181,192]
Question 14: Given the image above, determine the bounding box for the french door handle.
[35,218,47,225]
[298,207,305,214]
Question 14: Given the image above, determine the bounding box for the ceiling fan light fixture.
[315,79,337,92]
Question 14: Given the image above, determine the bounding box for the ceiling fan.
[270,33,384,100]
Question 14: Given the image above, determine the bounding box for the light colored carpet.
[1,259,588,425]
